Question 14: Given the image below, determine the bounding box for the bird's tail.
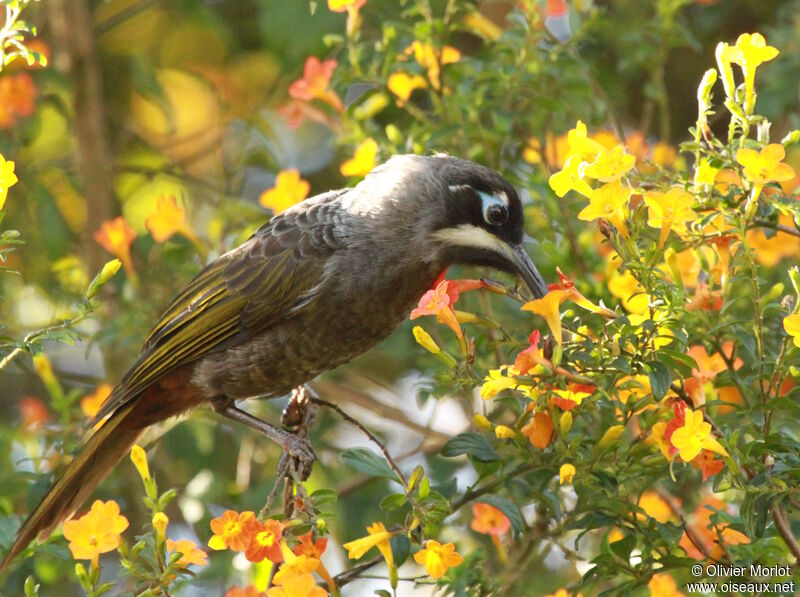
[0,400,142,573]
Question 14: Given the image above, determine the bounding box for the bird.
[0,153,548,571]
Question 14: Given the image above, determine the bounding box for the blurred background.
[1,0,799,595]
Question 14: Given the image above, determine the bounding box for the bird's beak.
[510,243,549,298]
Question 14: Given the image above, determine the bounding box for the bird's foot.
[276,432,316,481]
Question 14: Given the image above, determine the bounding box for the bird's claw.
[277,434,316,481]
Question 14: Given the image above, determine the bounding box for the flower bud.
[473,414,492,430]
[715,42,735,99]
[152,512,168,540]
[559,463,576,485]
[494,425,516,439]
[559,411,573,435]
[354,93,389,120]
[412,326,440,354]
[597,424,625,451]
[130,445,151,482]
[86,259,121,299]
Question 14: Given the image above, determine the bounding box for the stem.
[772,504,800,561]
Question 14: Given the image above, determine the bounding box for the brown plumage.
[1,155,548,572]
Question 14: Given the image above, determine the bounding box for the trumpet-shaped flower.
[514,330,548,374]
[340,138,378,178]
[723,33,778,113]
[267,574,327,597]
[552,385,592,411]
[387,72,427,103]
[166,538,208,567]
[644,187,697,247]
[343,522,393,567]
[273,542,320,585]
[470,503,511,536]
[548,267,616,317]
[578,181,630,237]
[293,532,328,559]
[784,313,800,348]
[208,510,256,551]
[559,463,576,485]
[413,540,463,580]
[480,366,532,399]
[0,154,18,211]
[521,289,568,345]
[736,144,795,186]
[582,145,635,182]
[62,500,129,563]
[566,120,605,162]
[521,411,554,449]
[145,195,194,242]
[549,154,593,198]
[411,280,462,338]
[259,170,310,214]
[245,518,284,564]
[289,56,343,112]
[94,217,137,275]
[670,407,728,462]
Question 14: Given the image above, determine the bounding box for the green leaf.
[647,361,672,400]
[339,448,397,480]
[379,493,408,512]
[441,432,500,462]
[474,494,525,534]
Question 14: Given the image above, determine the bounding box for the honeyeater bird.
[1,154,548,571]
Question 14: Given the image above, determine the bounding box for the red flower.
[293,531,328,559]
[244,519,283,564]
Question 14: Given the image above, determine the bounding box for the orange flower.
[289,56,343,112]
[145,195,194,243]
[340,138,378,178]
[266,574,326,597]
[637,491,674,524]
[244,518,283,564]
[552,384,593,411]
[94,217,137,275]
[548,267,615,317]
[411,279,463,339]
[208,510,256,551]
[273,543,320,585]
[513,330,549,374]
[225,586,263,597]
[80,383,113,419]
[278,100,336,129]
[166,538,208,567]
[648,573,686,597]
[413,540,463,580]
[18,396,49,429]
[259,170,311,214]
[0,73,37,129]
[62,500,129,564]
[293,531,328,559]
[690,450,725,481]
[679,495,750,560]
[521,411,554,449]
[470,503,511,536]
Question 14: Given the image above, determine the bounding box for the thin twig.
[752,221,800,239]
[333,556,383,587]
[771,504,800,561]
[310,396,408,488]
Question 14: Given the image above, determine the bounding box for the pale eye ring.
[484,202,508,225]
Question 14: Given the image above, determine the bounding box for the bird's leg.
[276,385,318,482]
[212,400,317,479]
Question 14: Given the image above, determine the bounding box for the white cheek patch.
[432,224,514,260]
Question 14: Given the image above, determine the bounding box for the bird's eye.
[484,202,508,226]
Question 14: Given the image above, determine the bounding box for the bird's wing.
[90,190,348,423]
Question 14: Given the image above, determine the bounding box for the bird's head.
[360,154,549,298]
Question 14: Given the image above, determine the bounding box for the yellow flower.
[152,512,168,540]
[343,522,394,566]
[582,145,636,182]
[637,491,674,524]
[267,573,327,597]
[549,154,593,198]
[145,195,193,243]
[406,41,461,90]
[578,181,630,237]
[412,325,440,354]
[328,0,365,11]
[130,444,150,482]
[273,542,321,585]
[62,500,129,564]
[566,120,606,162]
[736,144,795,186]
[259,170,310,214]
[413,540,463,580]
[552,387,591,410]
[340,138,378,178]
[559,463,576,485]
[608,270,648,315]
[723,33,779,114]
[461,12,502,41]
[94,217,137,275]
[644,187,697,247]
[80,383,112,419]
[166,538,208,567]
[522,289,568,345]
[784,313,800,348]
[494,425,516,439]
[694,158,720,187]
[387,72,427,103]
[670,407,728,462]
[0,153,18,211]
[480,366,532,400]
